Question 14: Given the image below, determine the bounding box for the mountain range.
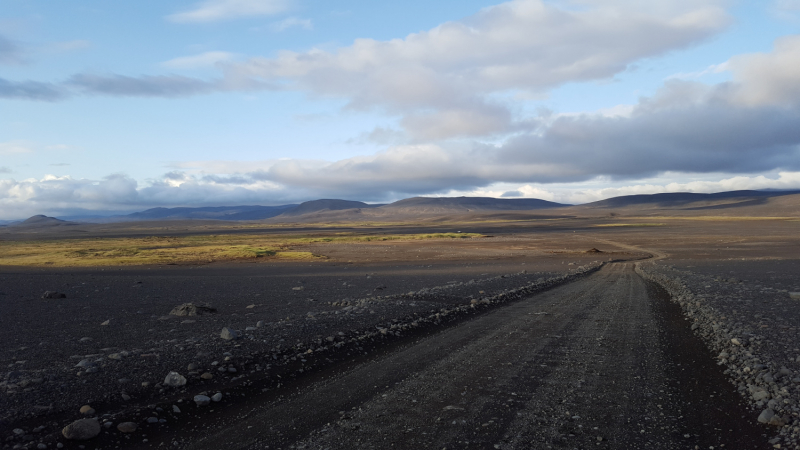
[2,190,799,227]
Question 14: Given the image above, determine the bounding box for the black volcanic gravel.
[0,257,606,443]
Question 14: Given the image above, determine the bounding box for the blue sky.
[2,0,800,219]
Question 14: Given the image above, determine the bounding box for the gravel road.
[185,263,769,450]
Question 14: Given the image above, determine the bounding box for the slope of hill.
[381,197,568,213]
[279,199,379,216]
[119,204,298,221]
[8,215,77,228]
[581,190,800,209]
[269,196,570,222]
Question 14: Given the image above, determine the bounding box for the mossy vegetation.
[593,223,666,227]
[0,232,483,267]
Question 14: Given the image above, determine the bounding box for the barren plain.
[1,203,800,449]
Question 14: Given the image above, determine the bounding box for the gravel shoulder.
[638,258,800,449]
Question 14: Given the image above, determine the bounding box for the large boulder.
[62,418,100,440]
[169,303,216,316]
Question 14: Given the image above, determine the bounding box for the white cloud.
[227,0,730,139]
[0,140,34,155]
[3,169,798,220]
[0,173,288,219]
[162,51,238,69]
[168,0,292,23]
[271,17,313,32]
[728,35,800,107]
[665,61,729,80]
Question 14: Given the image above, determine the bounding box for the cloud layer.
[229,0,729,139]
[3,169,799,220]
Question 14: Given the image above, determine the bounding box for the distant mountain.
[269,196,569,222]
[9,215,77,228]
[381,196,568,212]
[119,204,298,221]
[279,199,380,216]
[580,190,800,209]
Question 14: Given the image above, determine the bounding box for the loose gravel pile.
[638,260,800,449]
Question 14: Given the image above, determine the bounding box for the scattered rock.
[173,405,181,413]
[169,303,216,317]
[211,392,222,402]
[758,408,776,424]
[194,395,211,406]
[117,422,137,433]
[62,418,101,440]
[163,371,187,387]
[100,320,110,326]
[200,372,213,380]
[42,291,66,299]
[79,405,95,415]
[220,327,241,340]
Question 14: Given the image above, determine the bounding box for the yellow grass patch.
[593,223,666,227]
[0,232,484,267]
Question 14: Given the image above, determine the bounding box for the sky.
[2,0,800,219]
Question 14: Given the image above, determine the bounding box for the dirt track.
[186,263,767,450]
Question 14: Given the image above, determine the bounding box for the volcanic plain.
[1,193,800,450]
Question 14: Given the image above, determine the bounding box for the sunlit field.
[0,232,483,267]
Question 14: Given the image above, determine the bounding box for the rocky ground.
[0,235,613,450]
[638,258,800,449]
[2,221,799,450]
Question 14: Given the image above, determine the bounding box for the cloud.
[0,77,65,101]
[271,17,313,32]
[728,35,800,107]
[3,169,799,220]
[0,167,11,174]
[68,73,217,97]
[1,0,730,119]
[346,127,407,146]
[665,61,729,80]
[0,173,282,219]
[162,51,237,69]
[0,34,24,65]
[0,140,34,155]
[519,171,800,205]
[168,0,292,23]
[228,0,730,139]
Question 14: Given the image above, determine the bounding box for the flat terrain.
[1,214,799,449]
